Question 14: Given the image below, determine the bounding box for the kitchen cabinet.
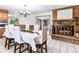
[73,7,79,17]
[0,28,5,38]
[0,9,8,23]
[0,9,8,38]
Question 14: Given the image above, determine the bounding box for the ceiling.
[0,5,72,15]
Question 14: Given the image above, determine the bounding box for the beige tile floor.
[0,37,79,53]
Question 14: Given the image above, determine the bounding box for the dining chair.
[36,26,47,53]
[29,25,48,53]
[13,26,31,53]
[34,25,40,33]
[3,24,14,49]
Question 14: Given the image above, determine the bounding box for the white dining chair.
[36,26,47,53]
[13,26,31,53]
[3,24,14,49]
[34,25,40,33]
[42,26,47,52]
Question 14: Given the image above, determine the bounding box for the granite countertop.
[0,27,5,29]
[0,23,6,24]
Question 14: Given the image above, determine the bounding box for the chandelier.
[20,5,30,17]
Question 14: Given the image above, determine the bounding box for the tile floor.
[0,37,79,53]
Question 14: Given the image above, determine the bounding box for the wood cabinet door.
[3,13,8,20]
[0,12,8,23]
[53,9,57,20]
[0,12,3,20]
[74,7,79,17]
[0,29,5,37]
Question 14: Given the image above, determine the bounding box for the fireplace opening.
[52,24,74,36]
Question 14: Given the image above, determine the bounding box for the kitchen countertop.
[0,23,7,24]
[0,27,5,29]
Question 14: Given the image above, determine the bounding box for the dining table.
[3,27,43,52]
[20,30,43,52]
[3,25,49,52]
[20,29,50,52]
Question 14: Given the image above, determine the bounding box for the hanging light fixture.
[20,5,30,17]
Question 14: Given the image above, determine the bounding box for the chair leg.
[14,43,16,53]
[45,41,47,53]
[8,39,10,49]
[5,38,7,47]
[40,46,43,53]
[29,46,32,53]
[36,44,43,53]
[21,44,24,48]
[36,45,39,53]
[19,44,21,53]
[27,44,30,50]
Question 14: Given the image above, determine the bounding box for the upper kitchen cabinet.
[73,6,79,18]
[0,9,8,23]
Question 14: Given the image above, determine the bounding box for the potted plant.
[14,18,19,25]
[10,18,19,25]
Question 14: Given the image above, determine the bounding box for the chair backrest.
[3,25,9,37]
[34,25,40,32]
[8,24,14,35]
[13,26,21,43]
[25,24,29,30]
[42,26,47,43]
[3,24,14,38]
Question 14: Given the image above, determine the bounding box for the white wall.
[8,14,35,25]
[24,11,53,25]
[33,11,52,19]
[8,11,53,25]
[32,11,52,25]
